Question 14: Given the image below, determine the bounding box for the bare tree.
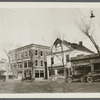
[29,49,42,81]
[3,45,13,80]
[76,13,100,56]
[29,49,35,81]
[2,42,19,80]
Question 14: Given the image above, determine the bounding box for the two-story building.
[47,38,94,79]
[9,44,50,80]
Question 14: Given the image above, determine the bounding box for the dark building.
[71,54,100,74]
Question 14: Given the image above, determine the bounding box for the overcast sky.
[0,8,100,58]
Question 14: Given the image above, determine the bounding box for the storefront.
[35,70,44,79]
[71,54,100,74]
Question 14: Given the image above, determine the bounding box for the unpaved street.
[0,80,100,93]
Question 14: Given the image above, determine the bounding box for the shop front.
[35,70,44,79]
[71,54,100,75]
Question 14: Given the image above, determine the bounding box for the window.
[21,51,24,58]
[40,70,44,78]
[41,60,43,66]
[41,51,43,56]
[24,50,28,57]
[17,52,20,59]
[35,60,38,66]
[17,64,19,69]
[35,70,39,78]
[24,61,27,68]
[28,49,31,56]
[66,55,69,62]
[51,57,54,64]
[20,63,22,68]
[28,61,31,67]
[35,50,37,55]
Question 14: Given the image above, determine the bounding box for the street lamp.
[90,10,95,18]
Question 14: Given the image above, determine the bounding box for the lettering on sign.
[72,60,90,64]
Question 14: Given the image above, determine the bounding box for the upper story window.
[24,50,28,57]
[41,51,43,56]
[28,49,31,57]
[20,63,22,68]
[66,55,69,62]
[51,57,54,64]
[28,61,31,67]
[21,51,24,58]
[17,52,20,59]
[24,61,27,68]
[35,50,38,55]
[41,60,43,66]
[35,60,38,66]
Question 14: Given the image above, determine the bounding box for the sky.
[0,8,100,59]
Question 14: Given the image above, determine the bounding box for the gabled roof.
[53,38,94,53]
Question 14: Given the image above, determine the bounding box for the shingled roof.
[54,38,94,53]
[63,40,94,53]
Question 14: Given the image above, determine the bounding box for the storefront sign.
[72,60,90,64]
[90,59,100,63]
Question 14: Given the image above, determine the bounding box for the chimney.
[79,41,83,46]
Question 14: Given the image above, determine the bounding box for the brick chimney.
[79,41,83,46]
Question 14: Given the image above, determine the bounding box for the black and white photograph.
[0,2,100,98]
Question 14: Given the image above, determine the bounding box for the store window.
[40,70,44,78]
[35,70,39,78]
[24,61,27,68]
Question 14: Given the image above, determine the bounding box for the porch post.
[54,69,57,75]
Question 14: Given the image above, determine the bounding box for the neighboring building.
[0,59,6,71]
[9,44,50,80]
[47,38,94,78]
[0,59,13,80]
[0,59,6,76]
[71,53,100,74]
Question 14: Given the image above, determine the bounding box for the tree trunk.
[88,35,100,56]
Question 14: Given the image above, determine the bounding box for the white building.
[47,38,94,79]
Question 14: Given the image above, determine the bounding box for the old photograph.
[0,2,100,98]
